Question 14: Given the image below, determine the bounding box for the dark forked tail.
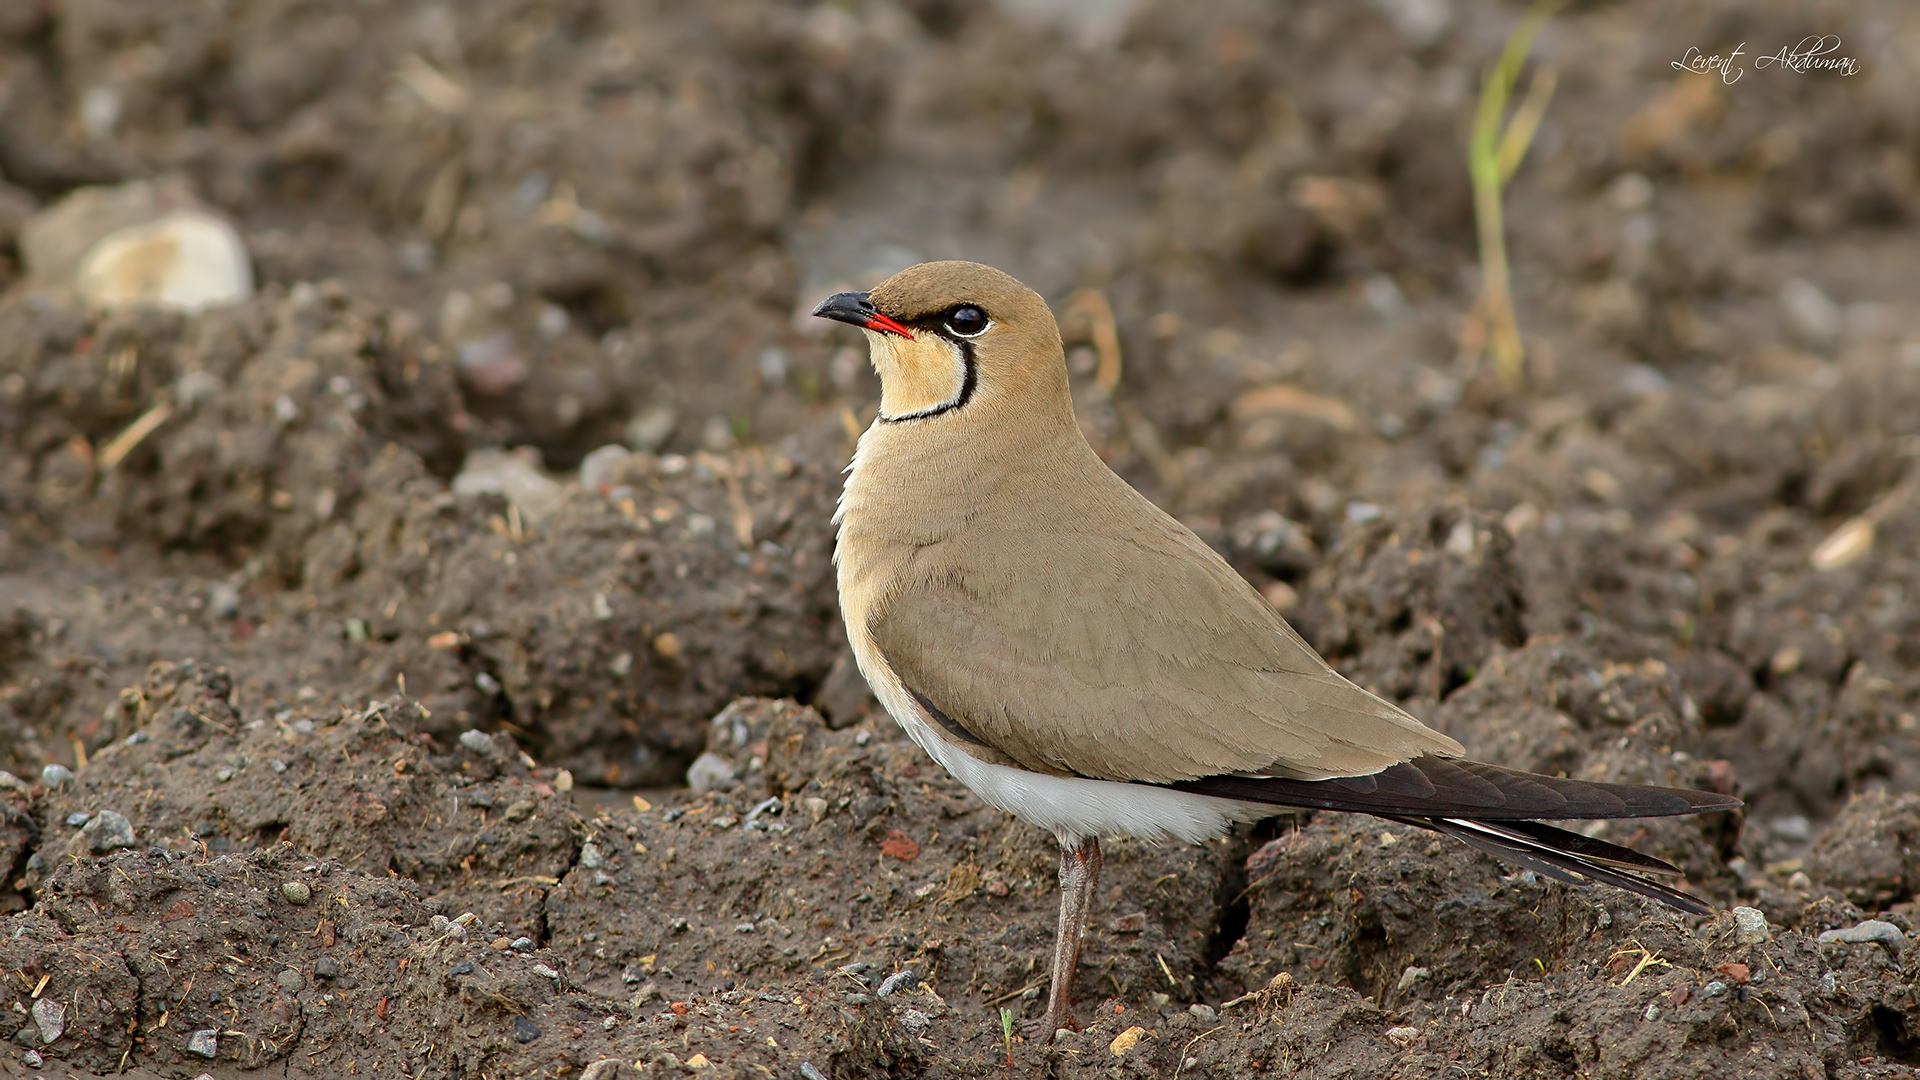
[1166,754,1740,915]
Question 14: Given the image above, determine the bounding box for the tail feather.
[1396,816,1715,915]
[1162,753,1738,915]
[1171,754,1740,820]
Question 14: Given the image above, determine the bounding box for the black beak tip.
[812,290,876,328]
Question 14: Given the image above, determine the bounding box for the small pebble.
[531,963,559,979]
[1731,906,1770,945]
[81,810,137,853]
[187,1029,219,1058]
[579,842,606,870]
[282,881,311,905]
[901,1008,930,1034]
[844,993,871,1007]
[877,970,919,997]
[512,1016,541,1043]
[459,730,495,755]
[579,445,632,491]
[65,813,91,828]
[803,797,829,822]
[269,759,287,774]
[799,1065,829,1080]
[1188,1004,1217,1023]
[492,938,512,951]
[313,957,342,979]
[1386,1025,1419,1049]
[685,752,737,793]
[215,766,236,782]
[512,937,535,952]
[1818,919,1904,951]
[125,732,148,746]
[31,999,64,1044]
[449,963,474,978]
[275,970,303,992]
[39,765,72,788]
[22,1050,41,1068]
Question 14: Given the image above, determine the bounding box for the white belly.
[869,670,1262,846]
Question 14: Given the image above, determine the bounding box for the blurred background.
[0,0,1916,826]
[1,2,1920,1074]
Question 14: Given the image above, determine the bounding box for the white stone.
[452,448,564,523]
[76,210,252,311]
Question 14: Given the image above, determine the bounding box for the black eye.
[944,305,988,337]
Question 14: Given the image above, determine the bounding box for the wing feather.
[869,510,1462,784]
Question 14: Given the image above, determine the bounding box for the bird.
[812,260,1740,1037]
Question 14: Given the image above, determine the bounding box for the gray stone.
[1782,279,1842,348]
[512,1016,541,1043]
[1731,906,1770,945]
[81,810,136,852]
[275,969,303,992]
[579,842,606,870]
[313,957,342,979]
[39,765,72,789]
[876,970,918,997]
[282,881,311,905]
[187,1029,218,1059]
[685,752,736,794]
[1818,919,1904,951]
[459,730,495,755]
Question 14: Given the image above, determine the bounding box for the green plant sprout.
[1000,1006,1014,1069]
[1468,0,1561,390]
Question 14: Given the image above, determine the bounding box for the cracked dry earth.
[2,0,1920,1077]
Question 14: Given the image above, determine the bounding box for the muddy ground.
[1,0,1918,1076]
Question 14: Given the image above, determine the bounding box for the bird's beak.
[812,291,913,339]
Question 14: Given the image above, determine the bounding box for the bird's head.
[812,261,1069,427]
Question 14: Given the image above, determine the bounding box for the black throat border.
[877,336,977,424]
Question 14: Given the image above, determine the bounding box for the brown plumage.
[816,260,1739,1035]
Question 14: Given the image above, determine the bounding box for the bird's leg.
[1043,835,1102,1036]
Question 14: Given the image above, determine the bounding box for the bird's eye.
[944,305,988,337]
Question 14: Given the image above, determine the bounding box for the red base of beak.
[863,313,913,339]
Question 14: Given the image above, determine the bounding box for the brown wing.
[869,508,1462,785]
